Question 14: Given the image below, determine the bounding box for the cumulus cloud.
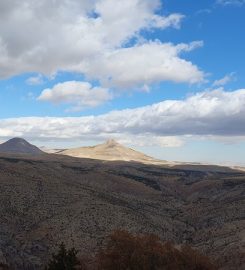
[81,41,204,88]
[38,81,112,111]
[1,89,245,145]
[212,72,235,87]
[0,0,204,89]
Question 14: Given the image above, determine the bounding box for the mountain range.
[0,138,241,171]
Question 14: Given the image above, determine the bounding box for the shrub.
[44,231,217,270]
[45,242,82,270]
[0,263,10,270]
[96,230,216,270]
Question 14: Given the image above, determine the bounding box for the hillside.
[0,138,43,155]
[0,153,244,269]
[59,139,170,165]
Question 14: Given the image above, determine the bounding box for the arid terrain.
[0,139,244,269]
[1,0,244,269]
[59,139,169,165]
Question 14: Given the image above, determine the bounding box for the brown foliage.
[96,230,216,270]
[43,230,217,270]
[0,263,10,270]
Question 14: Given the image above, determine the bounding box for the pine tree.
[45,242,80,270]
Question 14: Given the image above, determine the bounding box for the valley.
[0,151,244,269]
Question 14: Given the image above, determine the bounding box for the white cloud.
[1,89,245,146]
[38,81,112,111]
[195,9,212,15]
[124,135,184,147]
[0,128,21,137]
[80,41,204,88]
[93,0,184,46]
[148,13,185,29]
[26,74,44,85]
[212,72,235,87]
[0,0,204,89]
[216,0,245,6]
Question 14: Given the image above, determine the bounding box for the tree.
[45,242,82,270]
[96,230,217,270]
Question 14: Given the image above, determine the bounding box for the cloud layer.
[1,89,245,146]
[0,0,204,89]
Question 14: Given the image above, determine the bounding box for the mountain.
[59,139,170,164]
[0,138,44,155]
[54,139,243,172]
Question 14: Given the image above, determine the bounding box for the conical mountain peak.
[105,139,121,147]
[60,139,162,164]
[8,137,29,145]
[0,137,43,155]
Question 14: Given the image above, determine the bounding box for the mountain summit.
[59,139,167,164]
[0,138,44,155]
[105,139,120,147]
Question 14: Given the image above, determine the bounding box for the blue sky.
[0,0,245,165]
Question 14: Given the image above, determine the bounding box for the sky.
[0,0,245,165]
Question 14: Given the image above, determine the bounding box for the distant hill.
[58,140,245,172]
[59,139,170,165]
[0,138,43,155]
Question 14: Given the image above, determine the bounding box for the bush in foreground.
[45,242,83,270]
[0,263,10,270]
[96,230,216,270]
[45,230,216,270]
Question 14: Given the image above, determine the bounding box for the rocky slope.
[0,138,43,155]
[0,153,244,269]
[59,139,170,165]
